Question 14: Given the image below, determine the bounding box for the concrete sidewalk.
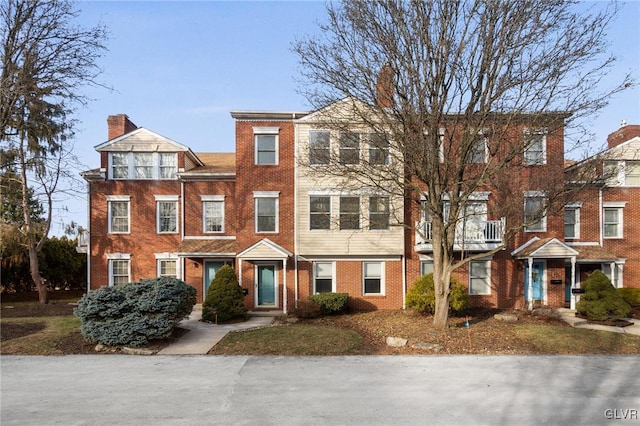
[157,305,275,355]
[556,308,640,336]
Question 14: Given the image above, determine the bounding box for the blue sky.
[52,0,640,236]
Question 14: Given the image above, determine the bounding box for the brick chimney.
[376,63,394,108]
[607,123,640,149]
[107,114,138,140]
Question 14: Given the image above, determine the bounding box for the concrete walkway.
[157,305,275,355]
[556,308,640,336]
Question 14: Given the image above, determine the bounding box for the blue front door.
[257,265,276,307]
[525,261,544,301]
[204,261,226,295]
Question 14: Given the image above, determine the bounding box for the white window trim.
[156,199,179,234]
[254,192,279,233]
[106,253,131,287]
[313,261,336,293]
[564,203,582,239]
[469,259,491,295]
[523,128,548,166]
[603,204,625,239]
[254,127,280,166]
[108,152,178,180]
[362,261,385,295]
[107,195,131,234]
[309,129,331,165]
[524,191,547,232]
[202,195,225,233]
[309,195,332,231]
[155,253,180,278]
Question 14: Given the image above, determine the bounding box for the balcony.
[415,218,505,252]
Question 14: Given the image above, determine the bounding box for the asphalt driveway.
[2,355,639,425]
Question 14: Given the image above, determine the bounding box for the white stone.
[386,336,408,347]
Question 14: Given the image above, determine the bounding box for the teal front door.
[204,261,226,295]
[256,265,276,307]
[525,261,544,301]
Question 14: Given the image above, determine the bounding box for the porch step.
[556,309,588,327]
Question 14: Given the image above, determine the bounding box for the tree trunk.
[432,268,451,329]
[28,244,48,304]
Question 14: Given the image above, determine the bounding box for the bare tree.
[294,0,633,328]
[0,0,107,303]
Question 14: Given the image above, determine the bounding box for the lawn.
[2,297,640,355]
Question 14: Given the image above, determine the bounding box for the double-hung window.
[469,260,491,295]
[363,261,384,295]
[524,129,547,165]
[467,135,487,163]
[134,153,153,179]
[156,253,179,278]
[255,191,279,233]
[369,196,389,230]
[524,192,546,232]
[202,195,224,233]
[625,161,640,186]
[310,196,331,230]
[564,204,581,239]
[254,127,279,165]
[156,195,178,234]
[603,203,625,238]
[107,253,130,286]
[339,132,360,165]
[109,152,177,179]
[314,262,334,293]
[111,152,128,178]
[309,130,330,164]
[107,195,130,233]
[368,133,389,165]
[159,153,177,178]
[339,196,360,230]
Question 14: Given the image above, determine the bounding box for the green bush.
[202,265,247,323]
[576,270,631,321]
[74,277,196,347]
[618,288,640,306]
[308,292,349,315]
[290,299,322,319]
[406,273,469,314]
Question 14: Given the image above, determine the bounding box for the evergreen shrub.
[406,273,469,314]
[617,288,640,306]
[202,265,247,323]
[576,270,631,321]
[74,277,196,347]
[308,292,349,315]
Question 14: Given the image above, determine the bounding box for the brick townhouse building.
[80,108,640,313]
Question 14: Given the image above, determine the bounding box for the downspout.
[401,255,406,309]
[180,179,185,281]
[599,187,603,246]
[86,180,91,293]
[293,123,299,309]
[527,257,533,310]
[283,258,288,314]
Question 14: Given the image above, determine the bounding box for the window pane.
[369,196,389,230]
[469,261,490,295]
[525,197,545,231]
[112,260,129,286]
[158,201,177,233]
[340,197,359,230]
[159,260,177,277]
[369,133,389,165]
[524,134,545,165]
[467,138,486,163]
[160,153,177,179]
[309,131,330,164]
[204,201,223,232]
[364,262,381,277]
[339,132,359,164]
[310,196,330,230]
[257,198,276,232]
[256,135,276,165]
[110,201,129,233]
[564,209,576,238]
[314,262,333,293]
[112,153,128,178]
[134,153,153,178]
[420,261,433,276]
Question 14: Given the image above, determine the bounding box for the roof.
[512,237,578,258]
[176,239,236,257]
[181,153,236,176]
[230,111,308,120]
[572,245,623,262]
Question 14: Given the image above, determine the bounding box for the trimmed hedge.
[308,292,349,315]
[74,277,196,347]
[576,270,630,321]
[618,288,640,306]
[202,265,247,323]
[406,273,469,314]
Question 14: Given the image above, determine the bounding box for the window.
[309,130,330,164]
[340,196,360,230]
[255,192,279,233]
[109,152,177,180]
[158,259,177,278]
[203,196,224,233]
[254,127,279,165]
[524,193,546,232]
[107,196,130,233]
[420,260,434,276]
[625,161,640,186]
[159,153,177,179]
[363,262,384,295]
[369,196,389,230]
[604,206,623,238]
[368,133,389,165]
[469,260,491,295]
[314,262,334,293]
[310,196,331,230]
[134,153,153,179]
[156,197,178,233]
[424,129,445,163]
[339,132,360,164]
[107,254,130,286]
[564,205,580,239]
[111,152,128,178]
[467,136,487,163]
[524,130,546,165]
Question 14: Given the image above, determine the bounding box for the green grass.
[1,316,82,355]
[515,324,640,354]
[211,324,364,355]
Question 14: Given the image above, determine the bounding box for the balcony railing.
[415,218,505,251]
